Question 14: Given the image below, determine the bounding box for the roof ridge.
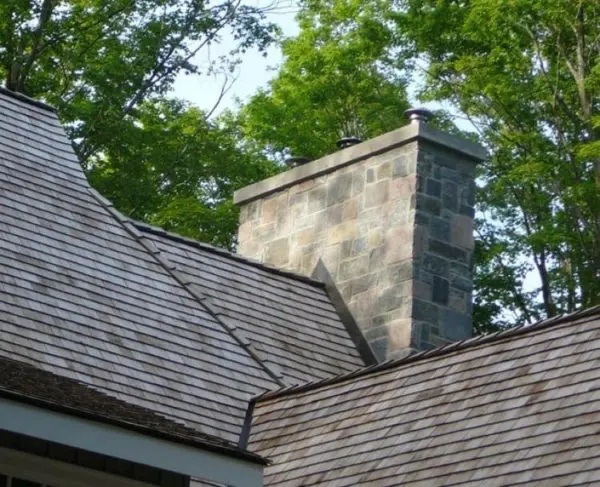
[0,86,56,113]
[89,188,287,393]
[132,221,327,289]
[254,304,600,402]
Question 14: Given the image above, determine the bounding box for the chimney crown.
[404,107,434,124]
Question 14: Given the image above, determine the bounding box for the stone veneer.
[234,120,486,360]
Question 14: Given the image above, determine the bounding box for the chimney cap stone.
[404,107,434,124]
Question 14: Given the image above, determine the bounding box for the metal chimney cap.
[404,107,434,124]
[336,136,362,150]
[285,156,311,169]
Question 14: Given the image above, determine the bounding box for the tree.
[0,0,278,160]
[394,0,600,327]
[88,98,278,249]
[0,0,279,247]
[240,0,410,161]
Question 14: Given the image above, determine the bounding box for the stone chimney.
[234,110,486,360]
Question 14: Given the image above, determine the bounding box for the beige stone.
[342,199,359,220]
[377,161,391,180]
[365,180,390,208]
[387,319,412,349]
[452,214,474,249]
[292,228,315,246]
[328,221,359,245]
[261,198,277,224]
[265,238,289,267]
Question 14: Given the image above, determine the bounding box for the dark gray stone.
[364,325,389,341]
[426,179,442,198]
[451,262,471,279]
[412,299,439,324]
[350,272,377,295]
[369,338,388,361]
[367,168,375,183]
[416,194,441,216]
[432,276,449,305]
[430,217,451,242]
[441,309,472,341]
[429,239,467,263]
[433,165,442,180]
[416,175,425,193]
[415,212,430,226]
[422,253,449,277]
[307,187,327,213]
[442,181,458,212]
[459,204,475,218]
[327,173,353,206]
[392,156,410,178]
[451,276,473,292]
[441,167,461,183]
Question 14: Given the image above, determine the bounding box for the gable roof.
[134,223,368,385]
[249,306,600,486]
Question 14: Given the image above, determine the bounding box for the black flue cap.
[285,156,311,169]
[336,136,362,150]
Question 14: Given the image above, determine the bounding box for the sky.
[172,3,299,114]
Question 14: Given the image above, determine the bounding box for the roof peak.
[0,86,56,113]
[255,304,600,402]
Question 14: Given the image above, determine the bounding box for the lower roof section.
[250,306,600,486]
[0,397,264,487]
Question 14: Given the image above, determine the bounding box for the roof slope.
[0,356,265,463]
[136,224,366,385]
[0,89,278,444]
[250,306,600,486]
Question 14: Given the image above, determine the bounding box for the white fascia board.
[0,397,264,487]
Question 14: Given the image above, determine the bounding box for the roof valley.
[88,187,287,395]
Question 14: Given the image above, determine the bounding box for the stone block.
[339,255,369,281]
[451,262,471,279]
[441,167,460,183]
[377,285,411,313]
[292,228,315,246]
[369,338,388,362]
[430,216,451,242]
[459,204,475,218]
[379,260,414,288]
[307,187,327,214]
[421,252,449,277]
[388,319,412,350]
[432,276,449,305]
[367,229,384,248]
[441,308,471,341]
[265,238,289,267]
[377,161,392,180]
[349,272,378,296]
[316,204,343,232]
[442,181,458,212]
[426,179,442,198]
[429,239,467,263]
[238,221,252,242]
[451,276,473,292]
[392,156,408,178]
[390,175,416,201]
[364,325,389,341]
[449,287,468,313]
[252,223,274,241]
[327,173,353,206]
[451,214,474,249]
[260,198,278,224]
[412,298,439,324]
[416,194,441,215]
[367,168,375,183]
[352,170,365,196]
[328,220,359,245]
[414,279,432,301]
[365,180,390,208]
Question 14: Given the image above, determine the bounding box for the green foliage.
[87,99,278,248]
[0,0,279,247]
[240,0,410,160]
[395,0,600,328]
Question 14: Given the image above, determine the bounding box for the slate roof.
[135,223,367,385]
[250,305,600,486]
[0,356,265,464]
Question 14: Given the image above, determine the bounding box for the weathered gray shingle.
[0,90,278,444]
[250,306,600,486]
[136,225,366,385]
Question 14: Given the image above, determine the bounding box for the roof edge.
[0,382,267,466]
[0,86,56,113]
[133,221,328,289]
[254,304,600,403]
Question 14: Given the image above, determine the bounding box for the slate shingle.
[0,89,279,444]
[136,225,366,385]
[250,306,600,486]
